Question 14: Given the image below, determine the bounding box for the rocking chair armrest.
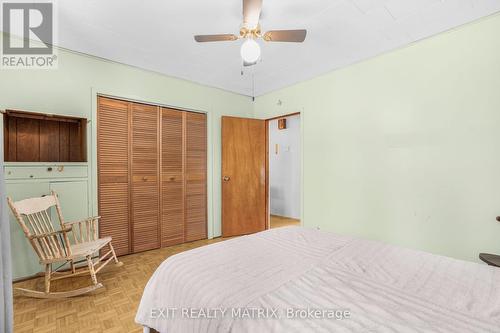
[64,216,101,227]
[29,229,68,240]
[64,216,101,242]
[62,225,73,232]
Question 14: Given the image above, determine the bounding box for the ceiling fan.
[194,0,307,65]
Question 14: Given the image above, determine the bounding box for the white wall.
[268,115,301,219]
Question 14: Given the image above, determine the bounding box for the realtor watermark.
[1,0,57,69]
[150,307,351,321]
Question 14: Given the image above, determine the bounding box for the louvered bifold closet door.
[131,103,160,252]
[161,108,185,246]
[97,97,131,256]
[185,112,207,242]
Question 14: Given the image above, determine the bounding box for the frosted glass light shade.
[240,39,261,63]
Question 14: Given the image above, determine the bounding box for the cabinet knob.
[223,176,230,182]
[169,176,175,181]
[142,176,148,181]
[29,175,34,178]
[47,167,53,172]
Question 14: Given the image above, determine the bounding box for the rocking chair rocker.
[8,191,123,298]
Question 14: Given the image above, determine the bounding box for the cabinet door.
[6,182,50,279]
[97,97,130,256]
[185,112,207,242]
[160,108,185,247]
[131,102,160,252]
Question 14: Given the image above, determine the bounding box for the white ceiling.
[55,0,500,96]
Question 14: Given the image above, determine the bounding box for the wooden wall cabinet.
[97,97,207,256]
[4,110,87,162]
[3,109,91,279]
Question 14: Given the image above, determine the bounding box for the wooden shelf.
[3,110,87,162]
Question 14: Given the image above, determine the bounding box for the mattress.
[136,227,500,332]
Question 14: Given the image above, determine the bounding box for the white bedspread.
[136,227,500,332]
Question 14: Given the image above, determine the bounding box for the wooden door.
[97,97,131,256]
[221,116,267,237]
[160,108,185,246]
[185,112,207,242]
[131,102,160,252]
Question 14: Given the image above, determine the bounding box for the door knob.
[223,176,230,182]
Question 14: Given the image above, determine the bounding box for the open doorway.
[266,113,301,229]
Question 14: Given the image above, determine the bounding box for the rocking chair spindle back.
[8,191,123,298]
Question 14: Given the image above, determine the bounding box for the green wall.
[254,14,500,262]
[0,33,253,243]
[3,12,500,271]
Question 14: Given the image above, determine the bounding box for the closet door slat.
[185,112,207,242]
[131,103,160,252]
[160,108,185,247]
[97,97,130,256]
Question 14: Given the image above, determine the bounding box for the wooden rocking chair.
[7,191,123,298]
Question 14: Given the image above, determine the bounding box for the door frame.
[265,112,302,229]
[91,89,213,239]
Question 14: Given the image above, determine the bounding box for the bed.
[136,227,500,332]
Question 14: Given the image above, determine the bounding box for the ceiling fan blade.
[194,34,238,42]
[263,29,307,42]
[243,0,262,29]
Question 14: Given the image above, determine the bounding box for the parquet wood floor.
[270,215,301,229]
[13,216,299,332]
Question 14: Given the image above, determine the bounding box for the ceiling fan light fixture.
[240,38,261,63]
